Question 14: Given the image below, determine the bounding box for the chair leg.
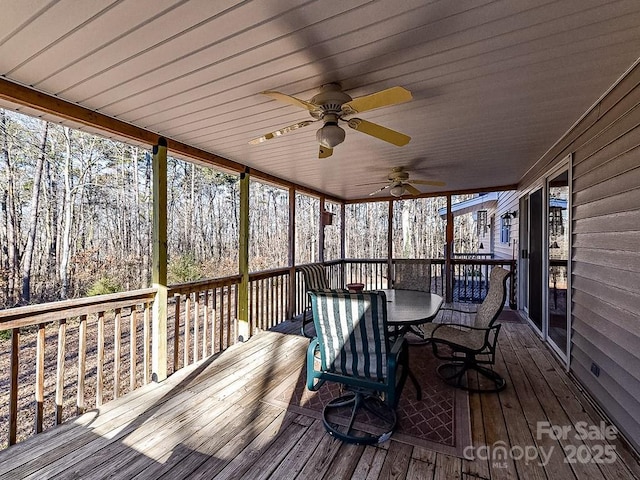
[437,356,506,393]
[322,391,397,445]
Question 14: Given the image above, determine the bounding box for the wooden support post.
[151,138,168,382]
[288,187,296,319]
[340,202,346,285]
[387,200,394,288]
[237,169,250,341]
[445,194,454,303]
[319,196,325,263]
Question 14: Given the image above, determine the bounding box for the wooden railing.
[451,258,517,306]
[168,276,240,373]
[0,256,516,448]
[0,289,156,448]
[248,267,290,334]
[293,257,516,316]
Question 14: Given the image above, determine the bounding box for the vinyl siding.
[493,190,520,260]
[520,63,640,451]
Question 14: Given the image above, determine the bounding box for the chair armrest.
[430,323,501,353]
[390,334,407,357]
[387,334,407,373]
[306,338,325,391]
[431,322,499,335]
[439,305,478,314]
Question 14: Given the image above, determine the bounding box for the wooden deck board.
[0,315,638,480]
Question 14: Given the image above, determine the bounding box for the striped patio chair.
[306,290,414,445]
[298,263,337,338]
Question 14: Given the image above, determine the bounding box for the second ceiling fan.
[249,83,412,158]
[368,167,446,197]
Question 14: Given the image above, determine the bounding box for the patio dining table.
[381,289,444,337]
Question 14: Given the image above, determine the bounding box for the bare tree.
[21,122,49,302]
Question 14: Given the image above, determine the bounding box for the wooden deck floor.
[1,314,639,479]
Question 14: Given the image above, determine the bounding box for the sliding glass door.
[521,167,571,362]
[528,188,544,333]
[547,170,569,358]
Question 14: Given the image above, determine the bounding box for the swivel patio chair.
[426,267,511,393]
[298,263,337,338]
[306,290,413,445]
[392,259,432,292]
[391,259,432,341]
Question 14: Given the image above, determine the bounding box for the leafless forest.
[1,108,477,309]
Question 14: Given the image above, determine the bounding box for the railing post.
[237,169,250,341]
[319,196,325,263]
[151,138,168,382]
[445,194,454,303]
[387,200,393,289]
[288,187,296,319]
[340,203,346,287]
[509,260,517,309]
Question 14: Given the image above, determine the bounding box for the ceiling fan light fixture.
[390,184,405,197]
[316,122,345,148]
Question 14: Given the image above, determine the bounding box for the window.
[500,216,510,244]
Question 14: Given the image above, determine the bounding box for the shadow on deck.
[0,309,639,480]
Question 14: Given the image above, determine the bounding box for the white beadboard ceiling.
[1,0,639,200]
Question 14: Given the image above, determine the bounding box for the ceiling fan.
[368,167,446,197]
[249,83,412,158]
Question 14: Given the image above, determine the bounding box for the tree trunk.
[1,111,20,305]
[59,127,73,299]
[22,122,49,303]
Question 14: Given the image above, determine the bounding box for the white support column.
[151,138,168,382]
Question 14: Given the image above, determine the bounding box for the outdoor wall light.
[501,210,518,227]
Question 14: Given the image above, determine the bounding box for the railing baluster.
[96,311,105,406]
[143,302,150,385]
[9,328,19,445]
[219,288,225,351]
[35,324,45,432]
[212,288,218,353]
[77,314,87,415]
[114,308,121,399]
[203,289,209,359]
[130,308,137,391]
[227,285,232,347]
[56,319,66,424]
[193,292,199,363]
[184,294,191,366]
[249,281,254,336]
[173,295,180,372]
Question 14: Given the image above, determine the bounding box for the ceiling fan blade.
[355,181,387,187]
[404,184,422,196]
[249,120,316,144]
[261,90,319,112]
[318,145,333,158]
[347,118,411,146]
[342,86,412,114]
[411,179,447,187]
[369,185,391,196]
